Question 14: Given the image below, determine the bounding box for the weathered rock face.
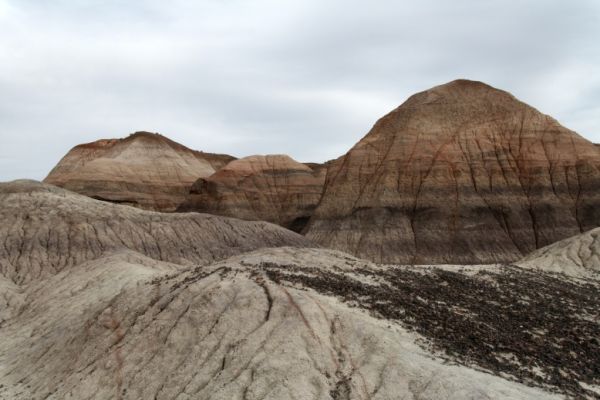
[44,131,235,211]
[305,79,600,264]
[178,155,326,232]
[0,180,310,284]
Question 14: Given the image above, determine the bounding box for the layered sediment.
[44,132,235,211]
[305,79,600,264]
[178,155,326,232]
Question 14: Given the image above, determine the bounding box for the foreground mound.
[44,132,235,211]
[305,79,600,264]
[178,155,326,232]
[2,247,585,399]
[0,180,310,284]
[518,227,600,278]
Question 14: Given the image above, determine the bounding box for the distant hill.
[44,131,235,211]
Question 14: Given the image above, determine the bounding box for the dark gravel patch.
[261,262,600,398]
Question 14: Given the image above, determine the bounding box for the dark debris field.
[261,262,600,398]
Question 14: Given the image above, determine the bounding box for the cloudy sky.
[1,0,599,181]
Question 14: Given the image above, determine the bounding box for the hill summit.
[304,79,600,263]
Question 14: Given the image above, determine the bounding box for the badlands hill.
[44,80,600,265]
[0,180,308,285]
[178,155,326,232]
[305,79,600,264]
[1,248,576,400]
[1,180,599,399]
[44,132,235,211]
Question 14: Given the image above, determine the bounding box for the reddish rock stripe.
[44,131,235,212]
[305,79,600,264]
[178,155,327,232]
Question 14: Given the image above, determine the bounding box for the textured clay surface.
[518,227,600,278]
[0,180,309,285]
[0,246,574,400]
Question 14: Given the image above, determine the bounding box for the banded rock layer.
[305,79,600,264]
[44,132,235,211]
[178,155,326,232]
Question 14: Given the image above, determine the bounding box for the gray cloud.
[1,0,599,181]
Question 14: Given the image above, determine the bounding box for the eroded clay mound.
[44,132,235,211]
[178,155,326,232]
[0,180,310,284]
[518,227,600,278]
[305,79,600,264]
[0,247,571,400]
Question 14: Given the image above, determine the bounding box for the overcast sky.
[1,0,599,181]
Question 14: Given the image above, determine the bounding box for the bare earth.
[178,155,326,232]
[1,181,599,399]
